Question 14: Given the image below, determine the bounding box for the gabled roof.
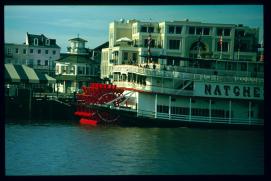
[26,32,60,48]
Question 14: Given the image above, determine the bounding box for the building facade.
[5,33,61,76]
[101,19,260,80]
[55,37,104,93]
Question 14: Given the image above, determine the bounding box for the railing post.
[251,101,253,125]
[229,100,232,124]
[189,97,192,121]
[154,93,157,119]
[209,99,212,123]
[169,95,171,120]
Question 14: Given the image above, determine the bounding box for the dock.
[5,92,77,120]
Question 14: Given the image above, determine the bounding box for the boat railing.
[135,108,264,125]
[115,81,194,96]
[112,65,263,85]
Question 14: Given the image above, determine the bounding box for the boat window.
[169,39,180,50]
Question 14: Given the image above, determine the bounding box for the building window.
[77,66,84,74]
[34,38,38,46]
[189,27,195,34]
[169,40,180,50]
[37,60,41,65]
[15,48,19,54]
[217,42,229,52]
[224,28,231,36]
[38,49,41,54]
[61,66,65,74]
[203,28,210,35]
[46,39,50,45]
[7,48,12,55]
[52,50,56,55]
[176,26,182,34]
[86,67,90,75]
[56,65,59,74]
[28,59,34,67]
[217,28,223,36]
[168,26,175,34]
[45,50,49,54]
[132,53,137,62]
[23,49,26,54]
[123,52,128,60]
[241,63,247,71]
[157,105,169,113]
[141,26,147,32]
[196,27,202,35]
[148,27,154,33]
[30,49,33,53]
[45,60,48,66]
[70,66,75,74]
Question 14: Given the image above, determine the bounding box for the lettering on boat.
[204,84,261,98]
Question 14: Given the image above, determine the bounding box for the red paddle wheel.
[74,83,125,125]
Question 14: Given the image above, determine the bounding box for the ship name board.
[204,84,262,98]
[194,82,263,99]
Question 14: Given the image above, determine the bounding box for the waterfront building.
[4,33,61,76]
[101,19,260,80]
[55,37,106,93]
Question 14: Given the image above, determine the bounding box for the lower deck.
[123,91,264,126]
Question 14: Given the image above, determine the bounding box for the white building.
[55,37,102,93]
[5,32,61,76]
[101,19,260,81]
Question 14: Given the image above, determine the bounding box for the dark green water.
[5,120,264,175]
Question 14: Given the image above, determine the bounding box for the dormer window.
[34,38,38,46]
[46,39,50,46]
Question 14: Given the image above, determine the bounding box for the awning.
[5,63,56,84]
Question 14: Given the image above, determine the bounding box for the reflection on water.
[5,120,264,175]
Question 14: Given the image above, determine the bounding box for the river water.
[5,119,264,175]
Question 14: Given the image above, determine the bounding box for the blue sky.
[5,5,263,52]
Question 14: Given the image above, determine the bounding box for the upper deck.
[111,58,264,100]
[112,60,264,85]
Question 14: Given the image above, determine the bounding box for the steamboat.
[74,19,264,127]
